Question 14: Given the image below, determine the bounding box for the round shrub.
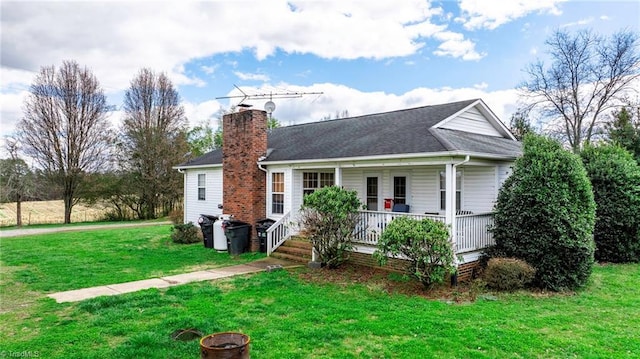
[171,222,200,244]
[581,144,640,262]
[373,216,454,289]
[482,257,535,291]
[300,186,363,268]
[492,134,596,291]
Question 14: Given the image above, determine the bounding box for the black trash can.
[198,214,218,249]
[255,218,276,253]
[223,220,251,255]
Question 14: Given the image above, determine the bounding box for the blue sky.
[1,0,639,151]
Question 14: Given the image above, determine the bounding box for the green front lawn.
[0,224,263,292]
[1,226,639,358]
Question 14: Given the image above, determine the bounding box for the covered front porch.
[265,209,496,265]
[353,210,495,262]
[263,155,507,263]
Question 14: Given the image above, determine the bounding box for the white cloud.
[560,17,594,28]
[474,82,488,90]
[1,0,447,86]
[201,65,218,75]
[234,71,271,82]
[182,100,225,129]
[432,31,486,60]
[458,0,566,30]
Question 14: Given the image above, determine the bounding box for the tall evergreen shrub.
[581,144,640,262]
[492,134,596,291]
[300,186,363,268]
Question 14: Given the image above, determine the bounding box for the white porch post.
[335,166,342,187]
[444,163,457,258]
[448,156,469,269]
[445,163,459,267]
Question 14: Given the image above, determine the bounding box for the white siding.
[291,170,304,217]
[343,168,440,214]
[342,169,364,195]
[410,167,441,214]
[462,166,497,212]
[497,163,513,187]
[440,107,502,137]
[183,168,223,224]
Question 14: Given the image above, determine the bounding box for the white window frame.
[197,174,206,201]
[393,176,408,205]
[365,175,380,211]
[440,171,462,211]
[303,172,334,196]
[272,172,285,214]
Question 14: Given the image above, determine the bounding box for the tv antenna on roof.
[216,85,323,119]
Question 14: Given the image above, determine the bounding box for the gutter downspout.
[257,156,267,173]
[450,155,470,285]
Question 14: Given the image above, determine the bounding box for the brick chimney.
[222,109,268,251]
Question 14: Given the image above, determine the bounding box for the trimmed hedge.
[492,134,596,291]
[171,222,200,244]
[483,257,535,291]
[581,144,640,262]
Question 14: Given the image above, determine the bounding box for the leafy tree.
[374,216,453,289]
[79,170,138,221]
[0,139,34,226]
[213,126,224,149]
[300,186,363,268]
[509,109,536,141]
[581,144,640,262]
[491,134,596,291]
[605,104,640,163]
[186,123,216,157]
[119,68,189,219]
[520,29,640,152]
[17,60,113,223]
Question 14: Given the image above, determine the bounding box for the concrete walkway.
[47,257,301,303]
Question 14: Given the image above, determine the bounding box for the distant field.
[0,200,110,226]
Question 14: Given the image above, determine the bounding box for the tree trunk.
[16,194,22,227]
[64,194,73,224]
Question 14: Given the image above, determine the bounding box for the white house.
[174,99,521,277]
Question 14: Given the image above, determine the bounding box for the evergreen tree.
[492,134,596,291]
[581,144,640,262]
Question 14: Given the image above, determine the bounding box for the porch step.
[271,238,312,263]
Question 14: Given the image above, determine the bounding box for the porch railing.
[266,211,292,255]
[455,212,495,253]
[355,211,445,245]
[354,210,495,254]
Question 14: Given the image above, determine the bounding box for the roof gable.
[432,99,516,140]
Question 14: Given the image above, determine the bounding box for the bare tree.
[18,60,112,223]
[0,139,33,226]
[520,29,640,152]
[119,68,188,219]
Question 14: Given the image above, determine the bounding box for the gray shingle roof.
[176,99,521,168]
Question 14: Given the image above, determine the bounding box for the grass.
[0,224,264,292]
[1,226,639,358]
